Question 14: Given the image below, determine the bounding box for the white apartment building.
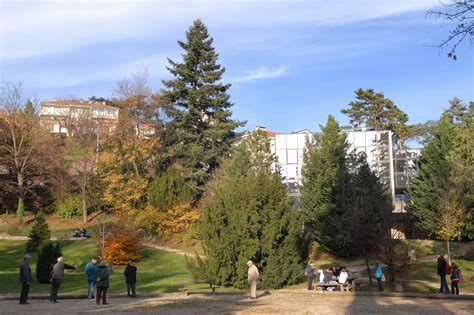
[39,100,120,135]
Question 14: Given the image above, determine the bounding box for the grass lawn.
[0,239,197,295]
[404,260,474,292]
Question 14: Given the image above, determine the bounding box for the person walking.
[95,261,110,305]
[437,254,449,294]
[305,262,314,290]
[246,260,259,299]
[375,262,384,292]
[450,264,462,295]
[85,258,98,299]
[19,255,33,305]
[50,256,76,303]
[124,261,137,297]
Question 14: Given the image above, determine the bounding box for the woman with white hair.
[247,260,259,299]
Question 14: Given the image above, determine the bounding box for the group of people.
[305,262,385,292]
[437,254,463,295]
[305,262,355,291]
[19,255,138,305]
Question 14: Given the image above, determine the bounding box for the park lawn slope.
[0,239,193,294]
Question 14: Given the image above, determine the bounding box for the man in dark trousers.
[437,254,449,294]
[19,255,33,305]
[124,261,137,297]
[50,256,76,303]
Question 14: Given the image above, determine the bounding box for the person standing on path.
[437,254,449,294]
[247,260,259,299]
[19,255,33,305]
[450,264,461,295]
[95,261,110,305]
[305,262,314,290]
[375,262,384,292]
[124,261,137,297]
[85,258,98,299]
[50,256,76,303]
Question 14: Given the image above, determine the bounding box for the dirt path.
[1,292,473,314]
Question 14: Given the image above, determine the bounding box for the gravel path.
[1,292,473,314]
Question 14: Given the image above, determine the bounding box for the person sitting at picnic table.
[338,267,349,284]
[73,228,80,237]
[317,270,325,284]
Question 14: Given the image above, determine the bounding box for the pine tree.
[341,88,409,146]
[446,97,467,124]
[162,19,245,194]
[26,214,51,252]
[36,242,62,283]
[195,130,303,289]
[300,115,348,247]
[408,113,459,237]
[447,104,474,239]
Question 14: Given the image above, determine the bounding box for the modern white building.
[250,127,419,212]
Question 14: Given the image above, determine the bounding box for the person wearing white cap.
[19,255,33,304]
[246,260,259,299]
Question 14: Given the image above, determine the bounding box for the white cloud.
[232,65,289,83]
[1,0,440,59]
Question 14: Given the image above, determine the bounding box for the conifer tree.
[301,115,348,246]
[36,242,62,283]
[148,166,193,212]
[408,113,459,237]
[26,214,51,252]
[162,19,244,194]
[195,130,303,289]
[341,88,409,146]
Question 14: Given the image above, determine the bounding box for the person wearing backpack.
[437,254,450,294]
[450,263,462,295]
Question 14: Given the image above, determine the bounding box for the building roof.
[41,99,118,110]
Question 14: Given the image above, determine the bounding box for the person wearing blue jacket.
[375,262,384,292]
[85,258,98,299]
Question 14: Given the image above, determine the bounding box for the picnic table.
[313,279,358,292]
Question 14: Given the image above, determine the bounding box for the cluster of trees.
[1,18,472,287]
[408,99,473,245]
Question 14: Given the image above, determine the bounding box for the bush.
[26,214,51,252]
[56,194,81,219]
[102,227,142,265]
[136,203,200,236]
[36,242,62,283]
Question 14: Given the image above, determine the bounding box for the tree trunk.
[447,240,451,265]
[17,197,24,223]
[82,189,87,224]
[364,255,373,287]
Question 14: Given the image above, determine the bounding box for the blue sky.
[1,0,472,133]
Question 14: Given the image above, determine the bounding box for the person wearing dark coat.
[95,261,110,305]
[437,254,449,294]
[19,255,33,305]
[50,256,76,303]
[124,261,137,297]
[304,262,314,290]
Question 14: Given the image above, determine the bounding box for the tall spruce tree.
[408,112,459,238]
[196,130,303,289]
[300,115,348,248]
[162,19,244,194]
[447,104,474,239]
[341,88,409,147]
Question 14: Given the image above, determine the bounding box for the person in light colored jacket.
[50,256,76,303]
[247,260,259,299]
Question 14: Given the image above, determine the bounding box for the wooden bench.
[313,280,357,292]
[178,280,219,296]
